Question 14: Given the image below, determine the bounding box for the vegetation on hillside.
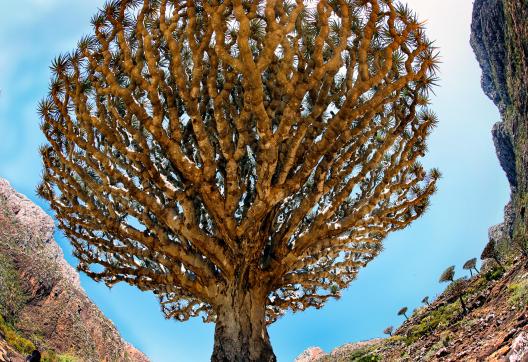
[349,251,528,361]
[0,252,28,324]
[0,259,80,361]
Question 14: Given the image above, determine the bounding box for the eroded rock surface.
[294,347,326,362]
[472,0,528,250]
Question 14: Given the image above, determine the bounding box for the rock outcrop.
[471,0,528,254]
[0,340,19,362]
[294,347,326,362]
[0,178,149,362]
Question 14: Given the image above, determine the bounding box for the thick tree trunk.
[211,287,276,362]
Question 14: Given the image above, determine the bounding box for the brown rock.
[0,338,24,362]
[507,332,528,362]
[295,347,327,362]
[436,347,449,358]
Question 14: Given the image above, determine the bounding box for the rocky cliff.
[295,0,528,360]
[0,178,149,362]
[471,0,528,259]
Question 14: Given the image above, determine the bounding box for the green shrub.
[348,348,381,362]
[0,310,79,361]
[0,314,36,355]
[57,354,78,362]
[351,355,381,362]
[484,266,505,281]
[0,315,35,354]
[42,351,78,362]
[465,275,488,295]
[508,279,528,309]
[42,350,59,362]
[8,332,35,355]
[0,253,28,323]
[404,302,460,345]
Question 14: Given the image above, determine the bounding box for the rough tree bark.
[212,283,275,362]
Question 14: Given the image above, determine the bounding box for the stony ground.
[0,340,24,362]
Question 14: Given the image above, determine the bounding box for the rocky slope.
[295,0,528,361]
[296,259,528,361]
[0,178,149,362]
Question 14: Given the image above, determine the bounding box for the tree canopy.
[439,265,455,283]
[463,257,478,276]
[421,295,429,306]
[397,306,408,319]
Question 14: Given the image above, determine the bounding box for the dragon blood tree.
[37,0,440,360]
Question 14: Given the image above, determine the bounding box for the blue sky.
[0,1,509,361]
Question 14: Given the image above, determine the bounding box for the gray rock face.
[472,0,528,260]
[507,331,528,362]
[492,122,517,189]
[488,223,505,246]
[0,178,149,362]
[486,202,516,266]
[470,0,510,112]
